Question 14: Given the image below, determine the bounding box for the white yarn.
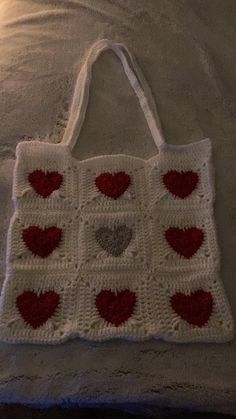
[0,40,234,344]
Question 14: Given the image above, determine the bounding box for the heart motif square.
[28,170,63,198]
[95,289,136,326]
[95,172,131,199]
[171,290,213,327]
[165,227,204,258]
[16,290,60,329]
[95,225,132,256]
[163,170,198,199]
[22,226,62,258]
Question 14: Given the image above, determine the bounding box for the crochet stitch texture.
[0,39,234,344]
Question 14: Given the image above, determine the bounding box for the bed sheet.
[0,0,236,415]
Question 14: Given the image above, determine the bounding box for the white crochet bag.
[0,39,234,344]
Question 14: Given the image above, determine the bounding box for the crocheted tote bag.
[0,39,234,344]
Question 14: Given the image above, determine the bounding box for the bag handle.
[61,39,166,151]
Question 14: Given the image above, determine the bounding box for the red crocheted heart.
[165,227,204,258]
[95,172,131,199]
[16,290,60,329]
[22,226,62,258]
[28,170,63,198]
[171,290,213,327]
[95,289,136,326]
[163,170,198,198]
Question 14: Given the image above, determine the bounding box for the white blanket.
[0,0,236,414]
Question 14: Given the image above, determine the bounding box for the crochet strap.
[61,38,166,151]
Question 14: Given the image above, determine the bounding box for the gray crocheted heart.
[95,225,132,256]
